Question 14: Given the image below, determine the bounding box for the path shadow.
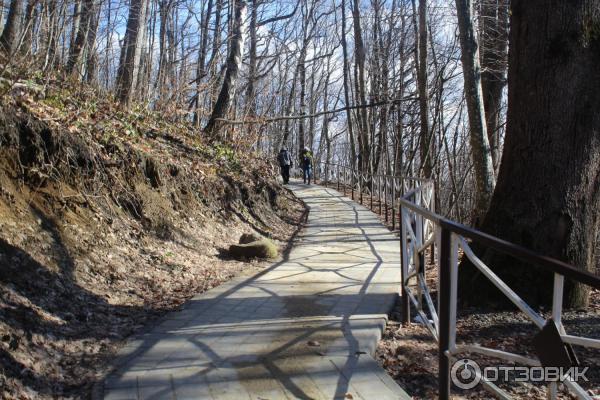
[101,185,406,399]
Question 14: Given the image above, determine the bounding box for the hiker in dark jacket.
[277,147,292,184]
[300,147,313,184]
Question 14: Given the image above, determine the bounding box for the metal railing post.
[378,175,382,215]
[400,204,410,325]
[430,183,436,264]
[391,178,396,230]
[415,193,424,310]
[439,227,453,400]
[384,177,388,222]
[351,170,355,200]
[369,174,373,210]
[359,173,363,204]
[337,164,340,191]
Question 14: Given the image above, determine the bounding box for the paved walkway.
[101,182,410,400]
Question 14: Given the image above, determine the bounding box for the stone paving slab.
[100,182,410,400]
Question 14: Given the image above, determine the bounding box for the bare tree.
[115,0,150,104]
[67,0,98,76]
[204,0,247,138]
[413,0,433,178]
[465,0,600,309]
[479,0,508,172]
[339,0,356,167]
[0,0,25,54]
[455,0,495,223]
[352,0,370,172]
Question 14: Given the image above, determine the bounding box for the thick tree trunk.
[462,0,600,309]
[204,0,247,138]
[0,0,25,54]
[455,0,496,224]
[115,0,149,104]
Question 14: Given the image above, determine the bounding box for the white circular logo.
[451,359,482,389]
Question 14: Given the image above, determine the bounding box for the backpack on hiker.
[278,148,292,184]
[277,148,291,167]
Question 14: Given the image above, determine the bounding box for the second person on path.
[300,147,313,185]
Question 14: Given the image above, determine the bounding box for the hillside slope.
[0,77,305,399]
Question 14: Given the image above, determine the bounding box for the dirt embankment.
[0,87,305,399]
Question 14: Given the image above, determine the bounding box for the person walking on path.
[277,147,292,184]
[300,147,313,185]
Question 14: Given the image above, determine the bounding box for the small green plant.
[43,95,65,110]
[212,143,241,171]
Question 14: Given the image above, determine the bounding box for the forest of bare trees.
[0,0,513,222]
[0,0,598,306]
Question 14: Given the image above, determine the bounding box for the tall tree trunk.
[155,0,170,100]
[340,0,356,168]
[19,0,37,55]
[414,0,433,179]
[352,0,369,172]
[115,0,149,104]
[320,64,332,165]
[84,1,100,83]
[193,0,212,126]
[280,73,297,149]
[462,0,600,309]
[394,8,407,176]
[208,0,223,105]
[455,0,496,223]
[43,0,60,69]
[204,0,247,138]
[480,0,509,172]
[297,50,307,154]
[70,0,82,50]
[0,0,25,54]
[245,0,257,117]
[135,0,152,99]
[67,0,94,76]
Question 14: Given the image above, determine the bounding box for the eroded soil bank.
[0,86,306,399]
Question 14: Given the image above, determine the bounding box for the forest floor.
[0,72,306,399]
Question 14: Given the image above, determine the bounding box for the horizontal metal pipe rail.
[314,162,600,400]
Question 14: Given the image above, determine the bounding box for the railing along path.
[313,162,600,400]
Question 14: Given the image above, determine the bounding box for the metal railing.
[316,162,427,230]
[314,162,600,400]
